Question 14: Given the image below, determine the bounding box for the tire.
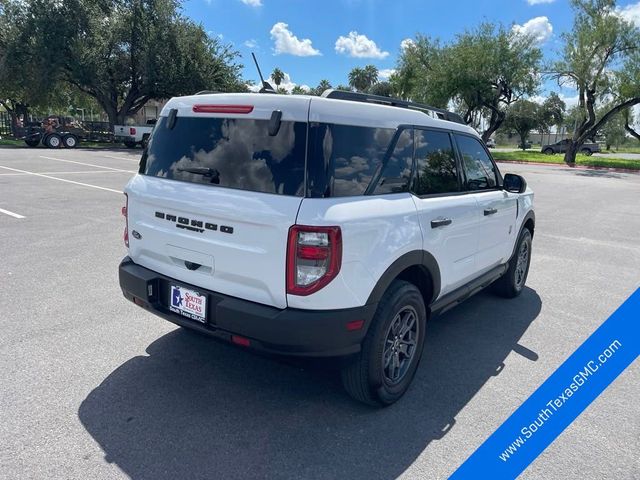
[580,148,593,156]
[493,228,532,298]
[124,141,137,149]
[45,133,62,148]
[62,134,78,148]
[25,138,40,147]
[543,148,554,155]
[341,280,427,406]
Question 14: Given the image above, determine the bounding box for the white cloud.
[400,38,415,50]
[243,39,258,49]
[530,93,579,108]
[270,22,321,56]
[335,31,389,59]
[615,2,640,27]
[526,0,555,5]
[248,72,310,94]
[239,0,262,6]
[378,68,396,80]
[513,16,553,44]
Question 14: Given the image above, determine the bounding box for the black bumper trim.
[118,257,377,357]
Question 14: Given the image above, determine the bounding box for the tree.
[597,106,626,150]
[624,108,639,142]
[503,100,540,150]
[368,81,393,97]
[552,0,640,164]
[348,65,378,92]
[291,85,307,95]
[314,79,332,96]
[271,68,285,87]
[538,92,566,144]
[13,0,244,127]
[394,25,542,141]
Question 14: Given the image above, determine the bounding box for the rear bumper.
[118,257,377,357]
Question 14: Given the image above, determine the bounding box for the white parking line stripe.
[101,154,141,162]
[39,155,136,173]
[0,170,131,176]
[0,207,25,219]
[0,165,122,194]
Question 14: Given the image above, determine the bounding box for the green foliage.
[539,92,566,132]
[348,65,378,92]
[1,0,244,126]
[393,24,543,141]
[368,81,393,97]
[271,68,285,87]
[491,150,640,170]
[552,0,640,162]
[503,100,540,150]
[313,79,332,96]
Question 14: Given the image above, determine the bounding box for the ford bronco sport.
[119,90,535,406]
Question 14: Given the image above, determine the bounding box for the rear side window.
[307,123,397,197]
[370,129,414,195]
[455,134,498,190]
[142,117,307,196]
[413,129,459,196]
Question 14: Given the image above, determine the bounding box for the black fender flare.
[510,210,535,259]
[365,250,441,306]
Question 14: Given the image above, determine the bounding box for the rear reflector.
[129,127,136,135]
[346,320,365,331]
[231,335,251,347]
[192,105,254,114]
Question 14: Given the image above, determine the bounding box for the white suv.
[119,90,535,406]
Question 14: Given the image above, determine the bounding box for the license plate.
[169,285,207,323]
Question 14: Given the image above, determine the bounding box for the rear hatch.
[125,94,311,309]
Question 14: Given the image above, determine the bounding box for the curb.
[495,159,640,174]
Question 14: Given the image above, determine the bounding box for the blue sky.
[183,0,640,106]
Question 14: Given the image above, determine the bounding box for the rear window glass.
[142,116,307,196]
[307,123,397,197]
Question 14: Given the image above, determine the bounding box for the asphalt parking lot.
[1,146,638,480]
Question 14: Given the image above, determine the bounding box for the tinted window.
[371,129,414,195]
[456,134,498,190]
[307,123,396,197]
[142,117,306,196]
[413,129,459,195]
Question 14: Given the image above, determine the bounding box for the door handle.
[431,218,452,228]
[484,208,498,216]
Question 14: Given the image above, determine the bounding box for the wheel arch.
[365,250,441,307]
[510,210,535,259]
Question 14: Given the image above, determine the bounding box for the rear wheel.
[25,138,40,147]
[543,148,554,155]
[493,229,532,298]
[341,280,426,406]
[62,134,78,148]
[45,133,62,148]
[580,148,593,156]
[124,140,137,149]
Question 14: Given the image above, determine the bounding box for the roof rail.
[320,89,466,125]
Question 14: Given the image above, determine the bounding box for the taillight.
[287,225,342,296]
[122,193,129,247]
[129,127,136,135]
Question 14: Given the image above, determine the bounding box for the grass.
[492,150,640,170]
[0,138,25,146]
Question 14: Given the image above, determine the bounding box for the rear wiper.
[177,167,220,183]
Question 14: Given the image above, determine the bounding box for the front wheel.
[493,229,532,298]
[581,148,593,156]
[341,280,427,406]
[543,148,554,155]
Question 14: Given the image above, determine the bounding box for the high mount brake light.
[192,105,254,114]
[286,225,342,296]
[122,193,129,248]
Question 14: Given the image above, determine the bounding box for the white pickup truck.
[114,120,156,148]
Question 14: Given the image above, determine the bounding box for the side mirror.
[503,173,527,194]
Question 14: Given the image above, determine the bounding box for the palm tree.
[348,67,368,92]
[291,85,307,95]
[315,79,332,95]
[363,65,379,88]
[271,68,285,87]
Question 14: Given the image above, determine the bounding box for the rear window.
[142,116,307,196]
